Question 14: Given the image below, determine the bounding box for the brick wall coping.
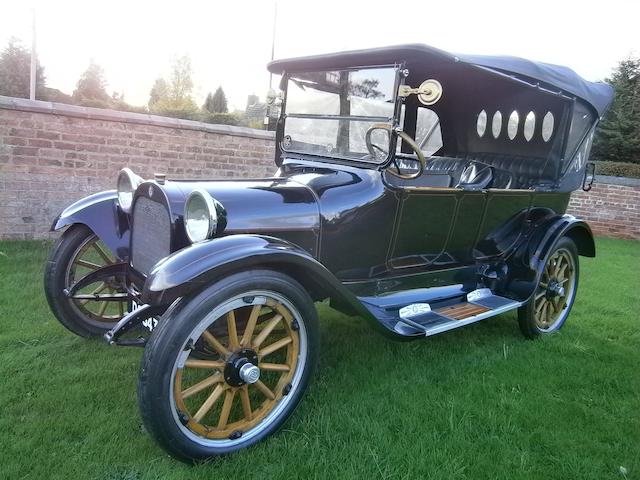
[0,95,275,141]
[596,175,640,187]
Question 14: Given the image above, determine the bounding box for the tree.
[41,87,72,104]
[349,78,383,99]
[112,91,148,114]
[168,55,194,101]
[148,55,198,119]
[203,92,215,112]
[72,61,111,107]
[592,56,640,164]
[203,86,228,113]
[148,78,169,109]
[0,37,46,99]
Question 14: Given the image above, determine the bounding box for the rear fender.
[530,216,595,265]
[51,190,130,260]
[504,213,595,302]
[140,234,398,337]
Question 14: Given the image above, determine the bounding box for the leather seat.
[456,162,493,190]
[387,154,550,190]
[425,156,466,173]
[458,153,554,189]
[384,155,463,188]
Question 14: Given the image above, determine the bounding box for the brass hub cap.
[171,293,304,443]
[533,248,576,330]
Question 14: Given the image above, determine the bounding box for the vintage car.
[44,44,613,461]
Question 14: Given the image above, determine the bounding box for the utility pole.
[29,8,36,100]
[265,2,278,129]
[269,2,277,90]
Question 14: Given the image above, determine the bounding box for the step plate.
[435,302,490,320]
[395,294,522,337]
[470,295,516,310]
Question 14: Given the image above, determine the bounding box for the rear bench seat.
[388,154,555,190]
[458,153,556,189]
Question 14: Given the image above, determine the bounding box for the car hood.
[161,177,321,256]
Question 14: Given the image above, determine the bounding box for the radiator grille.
[131,196,171,275]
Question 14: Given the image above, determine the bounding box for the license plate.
[142,317,158,332]
[129,301,158,332]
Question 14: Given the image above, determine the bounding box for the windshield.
[282,67,398,163]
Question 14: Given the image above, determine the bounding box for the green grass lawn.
[0,238,639,480]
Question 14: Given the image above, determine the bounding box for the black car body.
[45,44,613,460]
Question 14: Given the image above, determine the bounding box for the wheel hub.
[546,280,565,299]
[239,363,260,384]
[223,348,260,387]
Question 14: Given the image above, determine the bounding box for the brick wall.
[0,96,276,240]
[567,180,640,240]
[1,96,638,241]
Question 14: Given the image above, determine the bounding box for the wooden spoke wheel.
[533,248,576,330]
[173,296,301,440]
[44,224,127,337]
[66,233,127,325]
[138,270,318,461]
[518,237,579,338]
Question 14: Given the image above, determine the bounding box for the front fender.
[505,214,595,302]
[51,190,130,260]
[141,234,378,323]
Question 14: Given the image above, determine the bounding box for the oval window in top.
[492,111,502,138]
[507,111,519,140]
[477,110,487,137]
[542,111,554,142]
[524,111,536,141]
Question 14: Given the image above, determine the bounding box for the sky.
[1,0,638,111]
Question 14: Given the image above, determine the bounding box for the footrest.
[395,289,523,337]
[435,302,490,320]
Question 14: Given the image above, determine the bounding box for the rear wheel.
[137,270,318,462]
[44,224,127,337]
[518,236,579,339]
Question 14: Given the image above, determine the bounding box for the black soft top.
[268,44,613,116]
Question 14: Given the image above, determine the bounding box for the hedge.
[201,112,241,126]
[595,161,640,179]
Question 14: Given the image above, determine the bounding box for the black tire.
[44,224,121,337]
[137,269,318,462]
[518,236,580,339]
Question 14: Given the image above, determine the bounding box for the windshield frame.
[278,64,404,168]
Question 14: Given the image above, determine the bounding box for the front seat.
[456,162,493,190]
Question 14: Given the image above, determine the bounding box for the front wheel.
[137,270,318,462]
[44,224,127,337]
[518,236,580,339]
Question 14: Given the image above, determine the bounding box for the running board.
[395,288,523,337]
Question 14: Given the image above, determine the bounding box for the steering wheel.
[365,123,426,180]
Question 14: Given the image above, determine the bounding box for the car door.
[387,188,486,270]
[388,189,458,269]
[386,106,486,270]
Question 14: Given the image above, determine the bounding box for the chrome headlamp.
[184,189,218,243]
[117,168,143,213]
